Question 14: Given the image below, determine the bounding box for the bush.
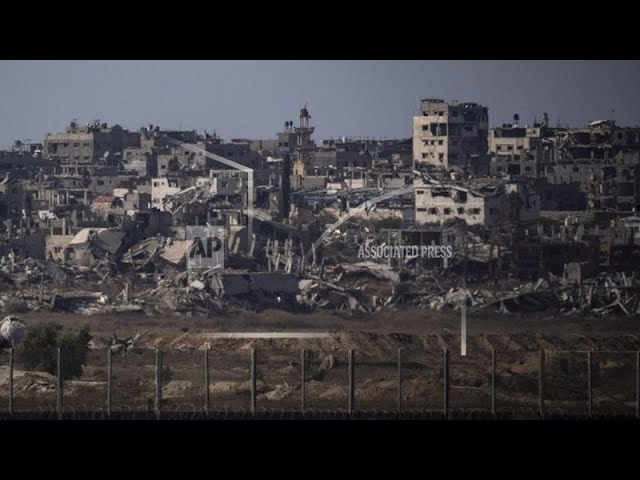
[16,324,92,380]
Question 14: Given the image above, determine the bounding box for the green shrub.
[16,324,92,380]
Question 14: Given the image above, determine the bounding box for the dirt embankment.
[3,313,639,414]
[16,305,640,340]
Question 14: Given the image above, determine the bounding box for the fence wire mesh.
[0,349,9,411]
[257,349,301,411]
[208,351,251,412]
[545,351,589,416]
[161,350,206,413]
[592,351,637,416]
[0,346,639,417]
[305,350,349,412]
[354,353,398,412]
[401,347,443,412]
[493,349,539,413]
[449,348,492,412]
[62,348,107,413]
[110,349,155,413]
[6,349,56,413]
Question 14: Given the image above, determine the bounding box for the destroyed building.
[412,99,489,175]
[414,176,540,227]
[157,144,204,174]
[5,97,640,324]
[122,147,158,177]
[90,190,150,222]
[539,122,640,211]
[46,227,126,267]
[487,119,640,212]
[44,120,140,164]
[489,120,555,177]
[0,141,44,173]
[205,140,263,170]
[151,176,186,210]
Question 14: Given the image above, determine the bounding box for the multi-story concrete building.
[122,148,158,177]
[156,145,202,174]
[275,121,298,155]
[311,148,373,171]
[538,121,640,211]
[414,178,539,226]
[151,177,183,210]
[0,175,29,219]
[413,99,489,174]
[205,141,262,170]
[44,120,140,164]
[489,124,554,177]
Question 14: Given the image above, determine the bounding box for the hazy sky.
[1,60,640,149]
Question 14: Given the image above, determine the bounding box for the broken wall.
[45,235,74,262]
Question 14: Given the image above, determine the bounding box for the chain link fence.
[208,351,252,412]
[305,350,349,412]
[161,350,206,412]
[62,348,108,413]
[110,348,155,413]
[0,346,639,418]
[592,351,638,416]
[401,349,443,412]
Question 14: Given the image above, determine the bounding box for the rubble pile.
[0,255,127,313]
[397,272,640,316]
[123,235,186,271]
[135,269,303,315]
[3,215,640,319]
[295,262,402,314]
[137,280,224,316]
[297,278,369,313]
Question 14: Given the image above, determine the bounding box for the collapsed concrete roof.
[69,228,105,246]
[160,240,188,265]
[69,228,125,255]
[92,229,125,255]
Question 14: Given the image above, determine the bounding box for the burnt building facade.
[412,99,489,175]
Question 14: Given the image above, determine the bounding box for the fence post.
[491,348,496,417]
[155,349,162,419]
[636,351,639,420]
[348,349,355,414]
[443,348,449,419]
[56,347,63,420]
[587,351,592,418]
[204,348,210,415]
[250,349,256,415]
[397,348,402,413]
[539,349,545,419]
[300,349,306,413]
[8,348,13,415]
[461,299,467,357]
[106,348,112,417]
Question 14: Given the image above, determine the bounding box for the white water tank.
[0,316,26,347]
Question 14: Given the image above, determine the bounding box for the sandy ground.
[1,308,638,414]
[16,306,640,340]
